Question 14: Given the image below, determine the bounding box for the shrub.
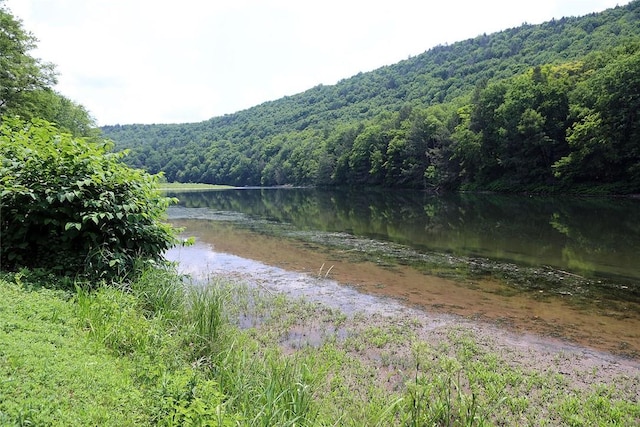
[0,117,178,280]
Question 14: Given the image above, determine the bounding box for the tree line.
[103,1,640,194]
[0,1,96,137]
[1,1,176,279]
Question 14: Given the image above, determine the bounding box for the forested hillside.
[103,1,640,193]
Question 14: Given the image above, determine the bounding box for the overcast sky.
[4,0,628,126]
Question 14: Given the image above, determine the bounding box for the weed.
[154,369,239,426]
[317,263,335,279]
[184,284,228,358]
[4,267,640,426]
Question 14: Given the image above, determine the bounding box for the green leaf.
[65,222,82,231]
[1,117,178,279]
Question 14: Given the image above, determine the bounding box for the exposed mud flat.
[167,242,419,317]
[165,238,640,391]
[167,216,640,360]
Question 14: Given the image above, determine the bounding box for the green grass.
[1,267,639,426]
[158,182,235,191]
[0,275,148,425]
[0,270,238,426]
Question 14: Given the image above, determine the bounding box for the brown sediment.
[171,219,640,359]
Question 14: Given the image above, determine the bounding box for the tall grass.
[4,266,640,425]
[213,343,320,426]
[129,264,186,322]
[185,285,227,358]
[95,267,322,425]
[75,284,155,356]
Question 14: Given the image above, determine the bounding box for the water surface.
[169,188,640,283]
[166,188,640,357]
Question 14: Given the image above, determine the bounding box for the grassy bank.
[1,268,638,426]
[158,182,235,191]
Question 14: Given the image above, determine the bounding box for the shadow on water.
[166,188,640,358]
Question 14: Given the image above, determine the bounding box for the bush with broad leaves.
[0,117,178,281]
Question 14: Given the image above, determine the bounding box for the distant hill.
[103,1,640,194]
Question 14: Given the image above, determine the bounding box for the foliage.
[2,266,640,425]
[103,1,640,193]
[453,51,640,192]
[0,117,178,280]
[0,2,96,136]
[0,268,241,426]
[554,47,640,186]
[0,2,55,116]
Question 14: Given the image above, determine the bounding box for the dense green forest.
[103,2,640,194]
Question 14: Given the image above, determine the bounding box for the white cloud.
[3,0,628,125]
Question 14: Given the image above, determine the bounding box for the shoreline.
[167,220,640,360]
[166,241,640,376]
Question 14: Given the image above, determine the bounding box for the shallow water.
[167,241,430,318]
[168,188,640,284]
[165,236,640,366]
[165,188,640,359]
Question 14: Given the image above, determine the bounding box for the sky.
[4,0,628,126]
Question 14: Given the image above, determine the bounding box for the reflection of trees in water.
[545,197,640,278]
[170,189,640,280]
[440,194,639,279]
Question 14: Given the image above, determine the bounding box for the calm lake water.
[168,188,640,284]
[166,188,640,357]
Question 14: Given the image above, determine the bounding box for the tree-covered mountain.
[103,1,640,194]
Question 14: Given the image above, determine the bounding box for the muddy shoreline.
[168,239,640,423]
[167,217,640,361]
[166,241,640,417]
